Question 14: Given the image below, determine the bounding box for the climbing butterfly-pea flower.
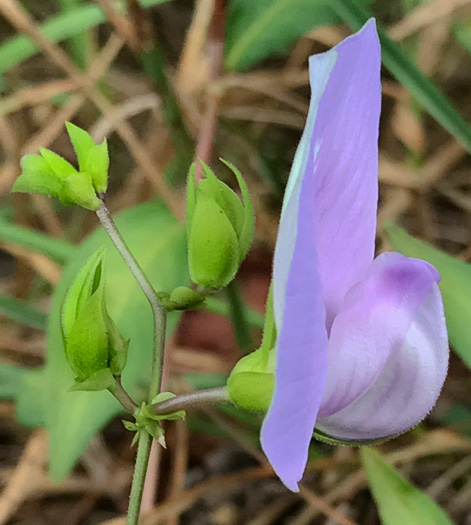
[261,19,449,491]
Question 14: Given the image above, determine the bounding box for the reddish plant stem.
[194,0,227,183]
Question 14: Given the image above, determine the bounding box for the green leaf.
[65,122,96,172]
[333,0,471,154]
[0,295,47,330]
[59,172,101,210]
[16,369,47,428]
[0,0,172,78]
[12,154,63,197]
[0,363,28,400]
[39,148,77,178]
[0,218,73,264]
[385,222,471,369]
[65,122,109,193]
[150,391,177,405]
[362,448,453,525]
[16,201,188,481]
[453,24,471,56]
[225,0,356,70]
[442,404,471,437]
[85,141,109,193]
[52,0,90,69]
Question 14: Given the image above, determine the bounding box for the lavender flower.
[261,20,449,492]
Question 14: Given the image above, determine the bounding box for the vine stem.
[110,385,230,417]
[96,198,167,525]
[152,386,229,415]
[110,377,138,414]
[126,431,153,525]
[96,198,167,402]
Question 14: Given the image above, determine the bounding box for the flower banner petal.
[262,149,328,492]
[309,19,381,325]
[261,27,340,493]
[262,19,381,492]
[316,256,448,441]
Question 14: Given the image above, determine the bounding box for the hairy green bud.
[62,248,128,390]
[227,285,276,411]
[186,159,255,289]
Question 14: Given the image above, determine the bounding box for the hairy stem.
[194,0,226,182]
[96,199,167,401]
[152,387,230,415]
[109,377,138,414]
[126,430,153,525]
[96,198,167,523]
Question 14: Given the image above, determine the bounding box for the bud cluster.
[13,122,109,210]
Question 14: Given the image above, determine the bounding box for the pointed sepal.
[62,247,129,383]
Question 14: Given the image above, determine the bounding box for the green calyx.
[227,284,276,411]
[186,159,255,289]
[12,122,109,210]
[62,247,129,389]
[227,350,275,411]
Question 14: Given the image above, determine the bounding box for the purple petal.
[260,18,341,494]
[316,253,448,440]
[310,19,381,326]
[262,19,381,492]
[261,140,328,492]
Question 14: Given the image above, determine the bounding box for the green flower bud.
[186,159,255,289]
[62,248,128,389]
[12,122,109,209]
[227,348,275,411]
[227,285,276,411]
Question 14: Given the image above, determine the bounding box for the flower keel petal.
[317,259,448,441]
[319,252,442,418]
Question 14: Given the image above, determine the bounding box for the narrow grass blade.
[0,295,47,330]
[333,0,471,154]
[0,0,172,75]
[0,219,74,264]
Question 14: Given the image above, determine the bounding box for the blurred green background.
[1,0,471,523]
